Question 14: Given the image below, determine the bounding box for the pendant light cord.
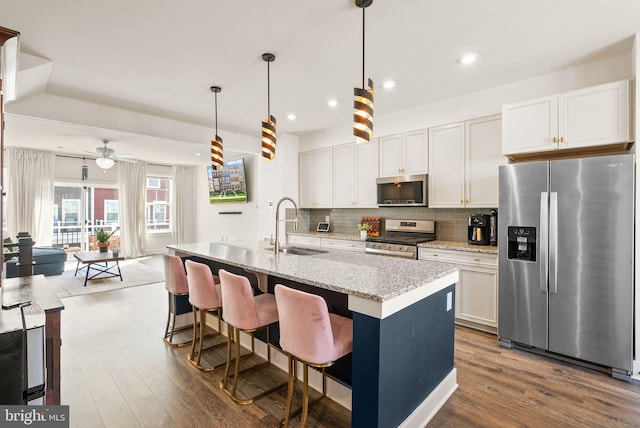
[267,60,271,118]
[214,91,218,135]
[362,5,365,89]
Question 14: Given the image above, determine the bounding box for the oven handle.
[365,247,416,258]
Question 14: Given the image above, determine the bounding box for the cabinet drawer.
[419,248,497,267]
[287,235,321,247]
[321,238,365,252]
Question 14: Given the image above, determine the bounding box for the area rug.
[48,257,165,299]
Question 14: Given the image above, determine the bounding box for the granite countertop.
[287,231,362,241]
[1,275,65,313]
[168,241,458,303]
[419,240,498,254]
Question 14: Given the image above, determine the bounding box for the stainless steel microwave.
[376,174,428,207]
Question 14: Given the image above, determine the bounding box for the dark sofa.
[5,247,67,278]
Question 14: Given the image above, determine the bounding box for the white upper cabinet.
[299,147,333,208]
[333,140,378,208]
[378,130,428,177]
[429,115,503,208]
[502,95,557,155]
[355,140,378,207]
[428,123,465,207]
[332,143,356,207]
[503,80,630,157]
[465,115,503,208]
[559,80,630,149]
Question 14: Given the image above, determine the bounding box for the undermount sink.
[268,246,328,256]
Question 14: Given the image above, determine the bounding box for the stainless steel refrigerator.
[498,154,634,376]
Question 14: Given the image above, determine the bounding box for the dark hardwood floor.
[61,266,640,427]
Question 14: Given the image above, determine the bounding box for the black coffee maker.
[468,214,490,246]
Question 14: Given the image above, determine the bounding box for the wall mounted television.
[207,158,248,204]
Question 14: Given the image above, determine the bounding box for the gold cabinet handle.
[474,258,480,262]
[560,136,564,143]
[552,137,557,143]
[465,199,469,204]
[459,198,463,204]
[432,254,438,257]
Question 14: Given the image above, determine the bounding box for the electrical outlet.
[446,291,453,311]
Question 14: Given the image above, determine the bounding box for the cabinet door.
[355,139,378,207]
[465,115,503,208]
[315,148,333,208]
[299,151,316,208]
[559,80,629,149]
[403,130,428,175]
[333,143,356,207]
[378,134,403,177]
[428,123,464,207]
[502,95,558,155]
[457,266,498,328]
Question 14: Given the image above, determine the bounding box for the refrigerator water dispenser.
[507,226,536,262]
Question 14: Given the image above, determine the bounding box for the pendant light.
[261,53,277,160]
[210,86,224,170]
[353,0,374,144]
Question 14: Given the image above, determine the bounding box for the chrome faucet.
[274,196,299,254]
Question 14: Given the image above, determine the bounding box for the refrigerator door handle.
[549,192,558,294]
[539,192,548,292]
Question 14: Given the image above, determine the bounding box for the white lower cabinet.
[320,238,365,252]
[419,248,498,333]
[287,235,365,252]
[287,235,321,247]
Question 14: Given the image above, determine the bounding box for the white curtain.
[7,149,55,246]
[118,160,147,258]
[171,165,196,245]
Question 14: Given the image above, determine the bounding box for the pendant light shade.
[261,53,277,160]
[210,86,224,170]
[353,0,374,144]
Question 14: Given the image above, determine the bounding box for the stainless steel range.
[365,219,436,259]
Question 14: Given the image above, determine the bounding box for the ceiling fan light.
[96,156,114,169]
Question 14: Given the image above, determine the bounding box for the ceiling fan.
[85,140,133,169]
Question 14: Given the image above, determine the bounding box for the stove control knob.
[386,245,392,250]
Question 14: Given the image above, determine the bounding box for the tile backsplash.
[288,207,496,242]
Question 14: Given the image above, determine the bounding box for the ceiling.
[1,0,640,165]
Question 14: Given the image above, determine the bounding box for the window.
[147,177,160,189]
[146,176,172,232]
[104,200,119,223]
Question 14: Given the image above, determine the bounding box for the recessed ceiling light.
[327,99,338,108]
[459,53,478,65]
[382,80,396,89]
[287,113,297,120]
[195,152,201,156]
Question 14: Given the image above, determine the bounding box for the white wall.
[193,132,300,245]
[299,53,632,151]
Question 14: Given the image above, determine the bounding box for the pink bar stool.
[218,269,287,405]
[184,260,224,371]
[274,284,353,428]
[162,254,193,347]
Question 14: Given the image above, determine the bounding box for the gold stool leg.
[189,307,198,361]
[282,354,295,428]
[164,293,193,347]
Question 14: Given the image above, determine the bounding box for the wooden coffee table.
[74,251,124,287]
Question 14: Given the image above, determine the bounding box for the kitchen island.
[168,241,459,428]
